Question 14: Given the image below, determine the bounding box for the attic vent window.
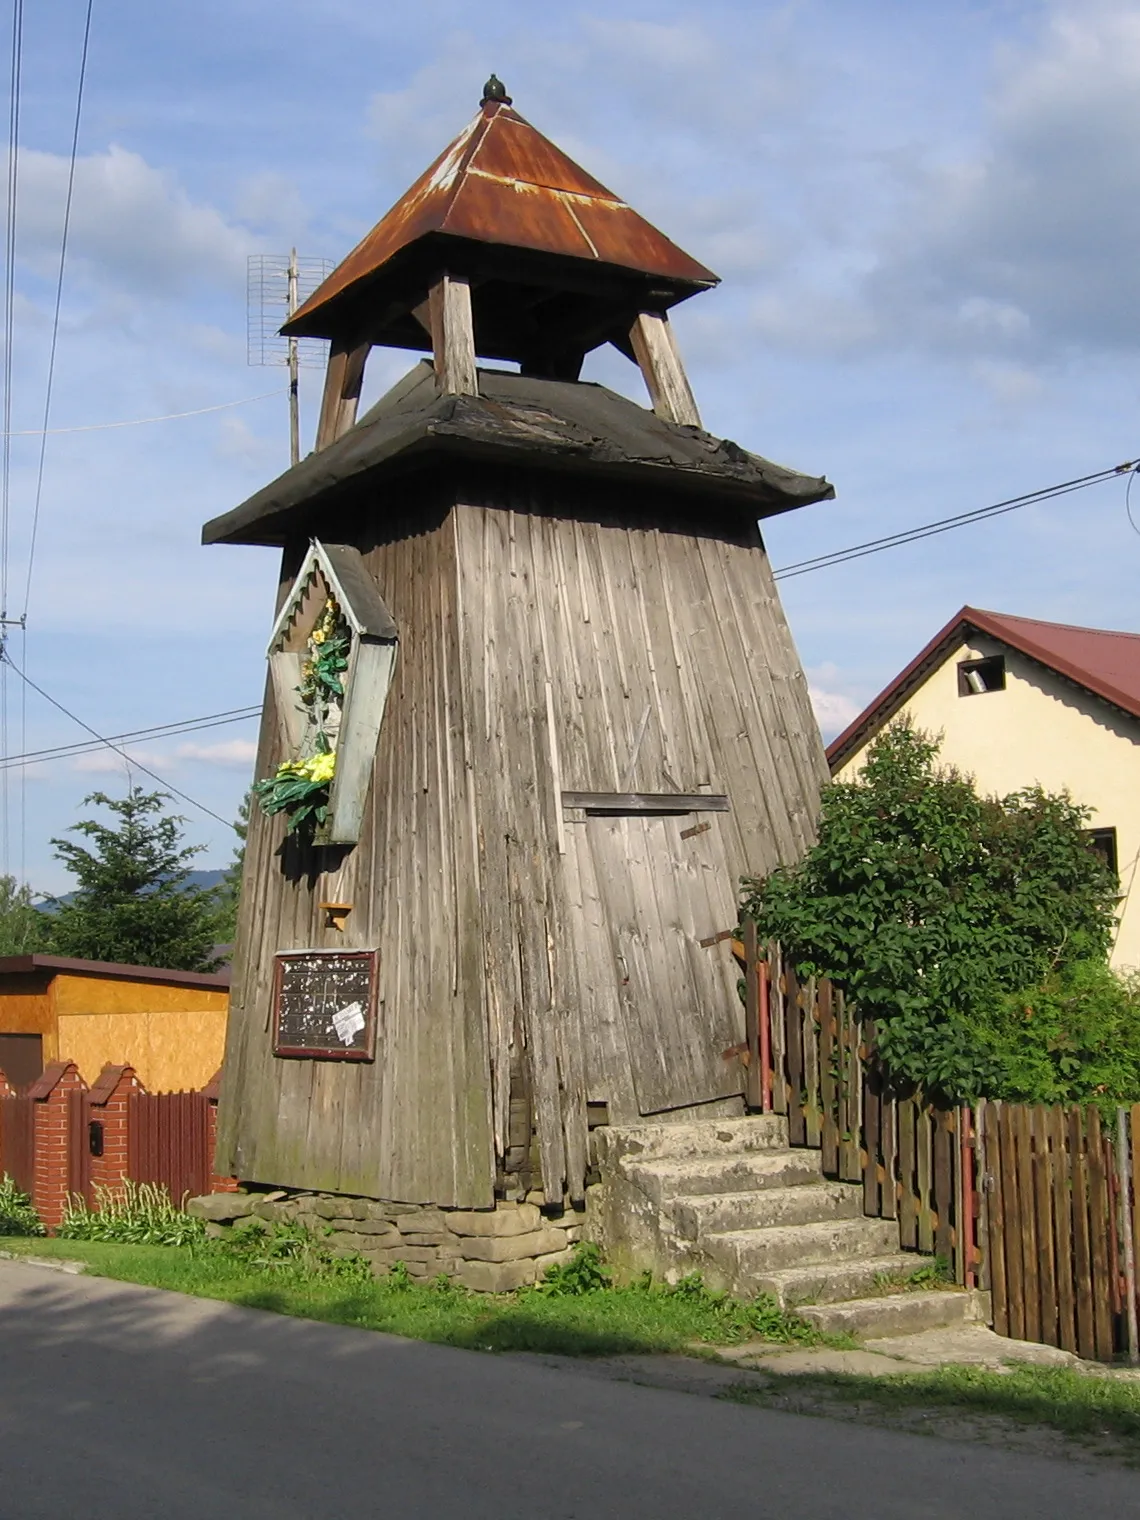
[958,655,1005,696]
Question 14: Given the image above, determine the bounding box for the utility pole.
[247,253,333,468]
[287,248,300,467]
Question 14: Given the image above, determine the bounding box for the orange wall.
[0,974,56,1058]
[0,971,229,1087]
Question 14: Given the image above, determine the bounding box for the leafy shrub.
[655,1271,819,1344]
[59,1180,206,1247]
[531,1241,611,1296]
[744,720,1118,1101]
[965,960,1140,1107]
[211,1217,373,1283]
[0,1174,44,1236]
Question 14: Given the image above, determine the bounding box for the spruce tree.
[50,787,222,971]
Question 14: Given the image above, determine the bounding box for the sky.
[3,0,1140,893]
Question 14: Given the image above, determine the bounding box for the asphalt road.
[0,1258,1133,1519]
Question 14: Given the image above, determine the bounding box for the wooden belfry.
[205,78,834,1209]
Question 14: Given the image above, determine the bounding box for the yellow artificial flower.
[311,629,326,645]
[305,751,336,784]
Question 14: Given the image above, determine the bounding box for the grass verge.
[726,1363,1140,1460]
[0,1235,826,1359]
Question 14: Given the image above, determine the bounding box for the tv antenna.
[247,251,334,465]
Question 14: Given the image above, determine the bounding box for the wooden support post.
[742,918,761,1111]
[316,336,370,451]
[429,273,478,397]
[629,311,701,428]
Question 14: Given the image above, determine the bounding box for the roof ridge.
[969,606,1140,641]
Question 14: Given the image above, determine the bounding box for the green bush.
[743,720,1119,1101]
[211,1217,373,1283]
[531,1241,611,1296]
[0,1174,44,1236]
[966,960,1140,1107]
[59,1180,206,1247]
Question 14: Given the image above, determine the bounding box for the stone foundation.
[186,1189,587,1292]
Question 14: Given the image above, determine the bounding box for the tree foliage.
[742,721,1119,1101]
[0,874,53,956]
[50,787,222,972]
[215,789,250,944]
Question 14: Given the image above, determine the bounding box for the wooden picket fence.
[737,928,1140,1362]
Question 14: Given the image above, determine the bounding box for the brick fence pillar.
[27,1062,87,1232]
[87,1064,146,1195]
[202,1069,239,1193]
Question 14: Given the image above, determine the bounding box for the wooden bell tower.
[205,78,835,1211]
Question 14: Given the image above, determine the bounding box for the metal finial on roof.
[481,74,511,107]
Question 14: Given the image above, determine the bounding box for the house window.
[958,655,1006,696]
[1086,826,1119,883]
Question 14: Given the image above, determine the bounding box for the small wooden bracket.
[699,929,735,949]
[680,819,712,841]
[319,901,353,931]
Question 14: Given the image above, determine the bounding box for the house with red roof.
[827,608,1140,969]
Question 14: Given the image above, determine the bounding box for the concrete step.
[752,1252,936,1308]
[623,1148,825,1205]
[797,1288,989,1340]
[670,1182,863,1241]
[703,1217,901,1279]
[597,1115,788,1166]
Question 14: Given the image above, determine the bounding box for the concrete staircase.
[590,1113,985,1338]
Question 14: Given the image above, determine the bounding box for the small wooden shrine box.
[204,79,835,1208]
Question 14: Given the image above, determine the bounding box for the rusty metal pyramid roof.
[284,85,719,341]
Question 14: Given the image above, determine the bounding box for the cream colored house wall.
[835,635,1140,970]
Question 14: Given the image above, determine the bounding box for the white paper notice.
[331,1001,366,1045]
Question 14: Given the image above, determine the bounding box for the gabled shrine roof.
[283,96,718,340]
[201,363,835,548]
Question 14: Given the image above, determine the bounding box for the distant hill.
[41,868,228,911]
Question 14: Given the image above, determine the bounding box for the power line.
[0,703,261,770]
[4,385,288,439]
[2,652,242,831]
[23,0,93,620]
[772,461,1138,582]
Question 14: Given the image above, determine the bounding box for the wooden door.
[585,811,744,1115]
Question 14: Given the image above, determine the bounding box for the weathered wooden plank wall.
[219,473,829,1209]
[217,502,494,1208]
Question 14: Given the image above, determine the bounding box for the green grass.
[727,1363,1140,1451]
[0,1236,825,1358]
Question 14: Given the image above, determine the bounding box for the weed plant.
[0,1174,43,1237]
[59,1180,206,1247]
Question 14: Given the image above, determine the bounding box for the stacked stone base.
[187,1189,587,1292]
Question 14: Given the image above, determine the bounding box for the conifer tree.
[50,787,222,971]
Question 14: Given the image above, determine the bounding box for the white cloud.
[16,144,256,297]
[174,740,258,767]
[71,739,257,776]
[806,663,863,741]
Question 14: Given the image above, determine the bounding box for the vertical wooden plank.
[1086,1107,1115,1362]
[802,977,822,1149]
[933,1105,954,1264]
[629,311,702,427]
[784,965,806,1146]
[1033,1106,1058,1347]
[840,996,862,1184]
[1014,1105,1041,1344]
[916,1103,935,1254]
[984,1104,1009,1336]
[898,1096,918,1250]
[768,944,787,1116]
[862,1062,881,1217]
[818,976,838,1174]
[1050,1104,1077,1355]
[880,1081,897,1222]
[999,1104,1026,1342]
[1132,1106,1140,1345]
[1070,1107,1096,1360]
[742,918,762,1111]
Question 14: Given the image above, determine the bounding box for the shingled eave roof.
[284,100,719,339]
[202,363,834,548]
[825,605,1140,773]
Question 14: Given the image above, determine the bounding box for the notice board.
[271,949,378,1060]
